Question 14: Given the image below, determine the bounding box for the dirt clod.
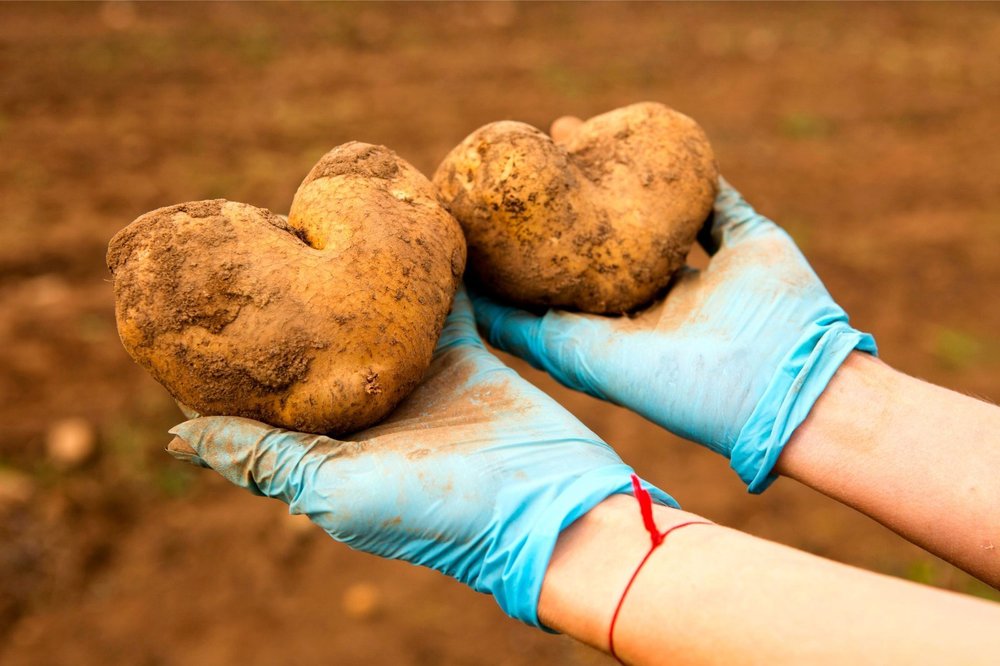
[342,582,382,620]
[45,418,97,469]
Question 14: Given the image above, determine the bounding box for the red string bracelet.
[608,475,713,664]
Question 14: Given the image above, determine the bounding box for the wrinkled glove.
[167,287,676,627]
[472,180,876,492]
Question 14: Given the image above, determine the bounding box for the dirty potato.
[108,142,466,435]
[433,101,718,314]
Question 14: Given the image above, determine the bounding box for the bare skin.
[777,352,1000,587]
[539,495,1000,666]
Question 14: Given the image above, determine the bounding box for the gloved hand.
[472,180,876,492]
[167,287,676,627]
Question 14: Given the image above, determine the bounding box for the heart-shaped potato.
[108,142,466,435]
[433,101,718,314]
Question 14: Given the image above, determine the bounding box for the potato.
[107,142,466,435]
[433,101,718,314]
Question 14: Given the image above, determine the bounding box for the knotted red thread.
[608,475,712,664]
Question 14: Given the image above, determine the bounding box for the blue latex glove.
[167,287,676,627]
[472,180,876,493]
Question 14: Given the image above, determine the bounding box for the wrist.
[731,326,877,493]
[537,494,701,651]
[776,350,896,480]
[496,465,678,627]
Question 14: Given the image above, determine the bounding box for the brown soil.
[307,141,403,183]
[109,200,328,425]
[1,3,998,665]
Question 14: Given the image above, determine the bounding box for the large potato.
[433,102,718,314]
[108,142,466,435]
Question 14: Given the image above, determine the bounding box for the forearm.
[539,495,1000,665]
[777,352,1000,586]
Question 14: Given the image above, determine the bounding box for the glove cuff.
[495,465,678,629]
[730,323,877,493]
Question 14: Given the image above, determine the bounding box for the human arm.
[540,494,1000,666]
[777,350,1000,587]
[165,287,676,626]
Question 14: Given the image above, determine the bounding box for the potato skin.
[433,102,718,314]
[108,142,466,435]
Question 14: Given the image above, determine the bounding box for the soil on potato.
[1,4,998,665]
[109,201,323,413]
[434,104,717,314]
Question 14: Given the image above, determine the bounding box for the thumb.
[701,177,782,255]
[168,416,349,503]
[470,291,611,400]
[469,290,554,373]
[437,285,485,351]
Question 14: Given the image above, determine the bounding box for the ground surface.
[1,3,998,664]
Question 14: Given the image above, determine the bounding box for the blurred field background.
[1,3,998,664]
